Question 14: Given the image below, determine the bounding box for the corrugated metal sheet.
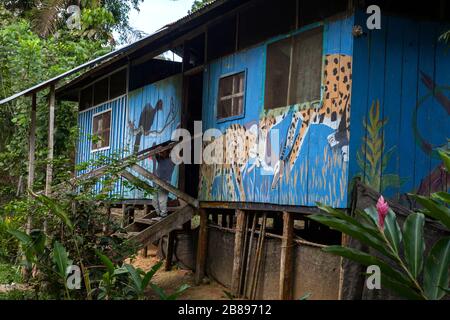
[76,95,128,196]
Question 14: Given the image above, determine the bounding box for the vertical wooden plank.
[165,231,176,271]
[433,22,450,193]
[27,93,37,191]
[195,209,208,285]
[415,22,436,195]
[381,17,405,199]
[231,209,245,295]
[398,19,419,198]
[26,93,37,235]
[45,84,56,196]
[279,211,294,300]
[348,10,372,191]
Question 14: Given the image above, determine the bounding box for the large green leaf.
[31,192,73,230]
[431,192,450,205]
[310,214,397,261]
[142,261,163,290]
[381,274,425,300]
[437,149,450,172]
[403,213,425,279]
[366,207,402,254]
[424,237,450,300]
[317,204,383,241]
[124,264,143,292]
[323,246,414,287]
[411,194,450,229]
[53,241,70,280]
[7,229,31,244]
[96,250,115,276]
[166,284,190,300]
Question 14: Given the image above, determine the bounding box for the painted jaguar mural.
[199,54,352,205]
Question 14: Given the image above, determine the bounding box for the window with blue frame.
[217,71,245,120]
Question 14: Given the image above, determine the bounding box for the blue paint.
[199,16,355,208]
[350,12,450,202]
[76,74,183,199]
[76,95,128,197]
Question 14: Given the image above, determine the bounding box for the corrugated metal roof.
[0,0,226,106]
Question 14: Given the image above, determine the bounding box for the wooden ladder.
[117,164,199,249]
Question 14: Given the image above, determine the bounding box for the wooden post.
[141,246,148,258]
[231,209,245,296]
[26,93,37,234]
[195,209,208,285]
[45,85,56,196]
[279,211,294,300]
[165,231,176,271]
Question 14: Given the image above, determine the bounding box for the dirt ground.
[129,245,229,300]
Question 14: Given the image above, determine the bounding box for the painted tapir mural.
[124,74,182,199]
[199,53,352,206]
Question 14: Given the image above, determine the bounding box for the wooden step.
[134,218,155,225]
[127,205,194,248]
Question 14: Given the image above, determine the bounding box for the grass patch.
[0,263,22,284]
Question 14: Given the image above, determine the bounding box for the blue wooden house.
[2,0,449,300]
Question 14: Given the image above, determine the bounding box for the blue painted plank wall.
[199,15,355,208]
[349,12,450,204]
[123,74,182,199]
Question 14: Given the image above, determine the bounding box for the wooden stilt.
[250,213,267,299]
[45,85,55,196]
[279,211,294,300]
[231,209,245,296]
[141,246,148,258]
[165,231,176,271]
[23,93,37,279]
[43,86,55,236]
[195,209,208,285]
[243,213,257,297]
[121,204,127,228]
[26,93,37,235]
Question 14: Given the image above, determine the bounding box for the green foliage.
[311,149,450,300]
[188,0,214,14]
[0,263,21,284]
[150,282,190,300]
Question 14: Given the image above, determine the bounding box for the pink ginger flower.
[376,196,389,230]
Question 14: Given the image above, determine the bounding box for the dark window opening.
[92,110,111,151]
[79,68,128,111]
[129,60,181,91]
[264,27,323,110]
[238,0,296,50]
[109,69,127,99]
[217,72,245,120]
[298,0,347,28]
[93,78,109,106]
[207,15,237,61]
[184,34,205,71]
[79,86,93,110]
